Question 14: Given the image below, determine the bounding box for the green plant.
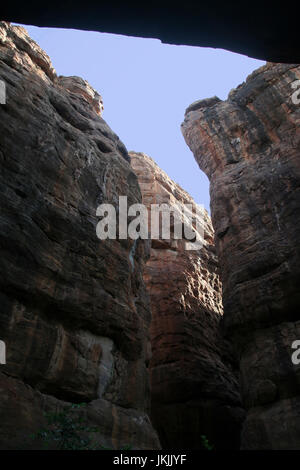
[31,403,103,450]
[200,434,214,451]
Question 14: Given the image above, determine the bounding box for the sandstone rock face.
[130,152,244,449]
[57,76,104,116]
[182,63,300,449]
[0,22,159,449]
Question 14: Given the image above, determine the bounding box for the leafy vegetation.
[200,434,214,451]
[31,403,104,450]
[31,403,132,450]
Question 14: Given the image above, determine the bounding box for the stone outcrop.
[182,63,300,449]
[3,21,299,451]
[0,22,160,449]
[130,152,244,449]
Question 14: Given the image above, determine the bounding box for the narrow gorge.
[0,22,299,450]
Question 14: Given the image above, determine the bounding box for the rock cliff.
[182,63,300,449]
[2,21,298,451]
[0,22,159,449]
[130,152,244,449]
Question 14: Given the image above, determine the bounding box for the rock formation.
[0,22,160,450]
[182,63,300,449]
[1,3,299,62]
[2,21,299,451]
[130,152,244,449]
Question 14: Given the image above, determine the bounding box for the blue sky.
[20,25,264,211]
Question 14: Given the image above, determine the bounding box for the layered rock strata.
[182,63,300,449]
[130,152,244,449]
[0,22,159,449]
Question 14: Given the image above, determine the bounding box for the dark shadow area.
[2,1,300,63]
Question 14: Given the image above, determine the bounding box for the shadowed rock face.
[182,63,300,449]
[1,2,300,62]
[0,22,160,449]
[2,20,299,451]
[130,152,244,450]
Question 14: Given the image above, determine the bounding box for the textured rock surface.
[0,22,159,449]
[130,152,244,449]
[182,63,300,449]
[0,371,157,450]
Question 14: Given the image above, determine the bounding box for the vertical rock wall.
[0,22,159,449]
[182,63,300,449]
[130,152,244,449]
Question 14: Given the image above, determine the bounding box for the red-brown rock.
[0,22,159,450]
[182,62,300,449]
[130,152,244,449]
